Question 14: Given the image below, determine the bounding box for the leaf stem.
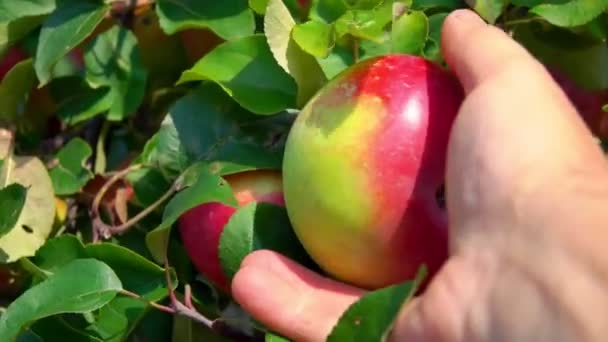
[352,38,360,64]
[502,16,541,28]
[160,259,264,341]
[120,289,177,314]
[94,120,111,174]
[91,163,178,239]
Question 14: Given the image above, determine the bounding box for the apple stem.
[352,38,360,64]
[91,164,179,240]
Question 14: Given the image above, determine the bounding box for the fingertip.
[231,251,365,342]
[440,9,540,93]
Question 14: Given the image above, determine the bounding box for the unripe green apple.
[282,54,464,290]
[178,170,284,293]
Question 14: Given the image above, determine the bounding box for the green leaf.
[141,84,293,182]
[423,12,449,62]
[513,22,608,90]
[48,137,93,196]
[156,0,255,40]
[126,167,172,208]
[171,314,231,342]
[466,0,505,23]
[85,243,174,300]
[0,183,27,238]
[0,0,57,23]
[0,59,36,123]
[334,4,394,42]
[266,332,291,342]
[34,1,108,86]
[327,266,428,342]
[412,0,464,9]
[292,20,335,58]
[250,0,270,14]
[0,156,55,263]
[130,308,174,342]
[30,235,176,341]
[265,0,328,107]
[316,43,354,78]
[56,86,112,126]
[310,0,350,23]
[0,17,46,54]
[178,34,297,115]
[218,202,317,281]
[84,25,148,121]
[530,0,608,27]
[81,243,176,341]
[145,166,238,264]
[32,234,87,275]
[0,258,122,341]
[25,316,103,342]
[391,9,428,54]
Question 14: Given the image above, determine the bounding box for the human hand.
[231,9,608,342]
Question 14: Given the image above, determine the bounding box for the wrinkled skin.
[178,170,284,292]
[283,54,464,289]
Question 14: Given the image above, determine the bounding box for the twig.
[90,163,165,239]
[185,284,194,310]
[161,259,264,341]
[120,289,176,314]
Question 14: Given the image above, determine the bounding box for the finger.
[440,9,548,94]
[440,10,608,254]
[231,250,365,342]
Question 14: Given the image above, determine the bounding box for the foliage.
[0,0,606,341]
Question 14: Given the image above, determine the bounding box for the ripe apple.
[178,170,284,293]
[282,54,464,290]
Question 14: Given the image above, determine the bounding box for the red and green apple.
[282,54,464,290]
[178,170,284,293]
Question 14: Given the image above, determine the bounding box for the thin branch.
[93,179,178,239]
[120,289,176,314]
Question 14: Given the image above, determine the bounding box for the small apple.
[282,54,464,290]
[178,170,284,293]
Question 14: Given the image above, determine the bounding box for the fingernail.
[452,9,485,26]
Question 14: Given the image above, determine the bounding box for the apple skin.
[282,54,465,290]
[178,170,284,293]
[0,47,28,81]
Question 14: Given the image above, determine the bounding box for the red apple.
[0,47,28,81]
[178,170,284,293]
[282,54,464,290]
